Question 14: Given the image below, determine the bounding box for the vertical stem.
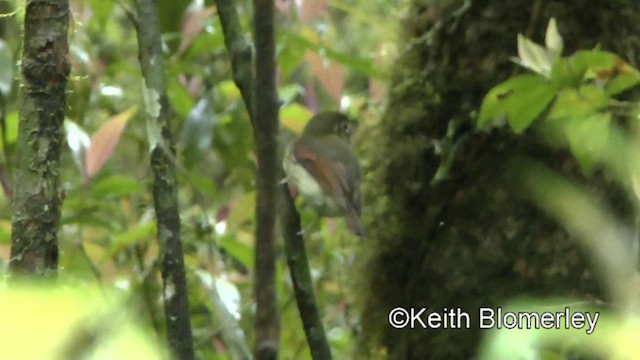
[10,0,70,276]
[217,1,332,357]
[132,0,194,359]
[215,0,255,123]
[280,184,333,359]
[252,0,280,358]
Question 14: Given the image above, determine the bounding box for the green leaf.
[185,171,218,197]
[0,39,13,96]
[478,75,556,133]
[227,192,255,231]
[279,83,305,106]
[0,220,10,244]
[157,0,190,52]
[570,50,640,96]
[5,111,18,145]
[91,175,143,199]
[107,221,156,257]
[565,112,610,174]
[168,78,194,118]
[278,32,308,80]
[550,58,582,90]
[282,30,386,79]
[219,235,253,271]
[606,66,640,96]
[548,86,609,121]
[218,80,241,101]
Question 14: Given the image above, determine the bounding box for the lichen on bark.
[10,0,71,276]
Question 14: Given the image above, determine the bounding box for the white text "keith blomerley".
[387,307,599,334]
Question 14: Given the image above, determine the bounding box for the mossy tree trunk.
[359,0,640,358]
[10,0,70,276]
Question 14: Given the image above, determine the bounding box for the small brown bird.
[282,111,364,237]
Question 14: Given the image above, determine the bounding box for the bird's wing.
[292,138,360,215]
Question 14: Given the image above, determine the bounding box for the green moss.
[355,0,640,358]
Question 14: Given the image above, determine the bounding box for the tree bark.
[10,0,70,276]
[252,0,281,359]
[132,0,194,359]
[358,0,640,358]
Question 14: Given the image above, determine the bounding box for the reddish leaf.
[299,0,328,22]
[85,106,137,180]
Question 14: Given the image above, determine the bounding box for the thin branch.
[215,0,254,122]
[131,0,194,359]
[252,0,280,358]
[216,1,332,358]
[279,184,333,360]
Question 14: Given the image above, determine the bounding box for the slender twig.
[131,0,194,359]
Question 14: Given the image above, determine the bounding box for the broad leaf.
[550,58,583,90]
[548,86,609,122]
[565,112,611,174]
[570,50,640,96]
[478,75,556,133]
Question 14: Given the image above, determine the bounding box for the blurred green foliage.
[0,285,166,359]
[478,18,640,173]
[477,19,640,359]
[0,0,396,358]
[3,1,640,358]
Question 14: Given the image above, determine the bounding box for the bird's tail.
[346,212,366,239]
